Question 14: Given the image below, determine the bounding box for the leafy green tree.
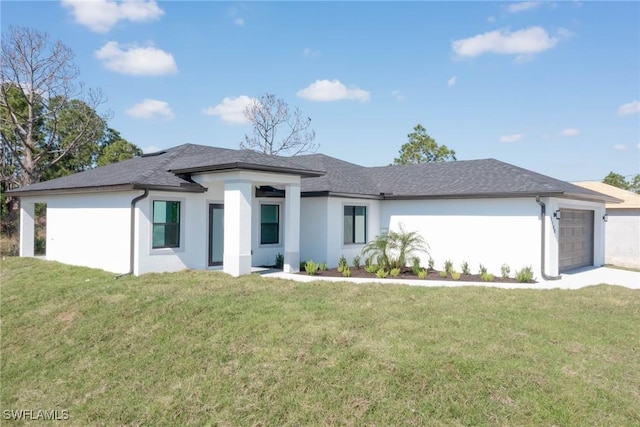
[393,124,456,165]
[1,26,107,186]
[628,174,640,194]
[97,128,142,166]
[603,172,629,190]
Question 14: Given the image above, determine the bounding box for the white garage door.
[559,209,594,272]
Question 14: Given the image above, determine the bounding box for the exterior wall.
[380,197,542,277]
[300,197,328,265]
[44,192,134,274]
[323,197,381,268]
[135,189,215,275]
[545,197,606,275]
[605,208,640,269]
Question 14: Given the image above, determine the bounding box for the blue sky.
[2,1,639,182]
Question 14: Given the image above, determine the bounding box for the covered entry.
[559,209,594,272]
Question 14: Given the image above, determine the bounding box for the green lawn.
[2,258,639,426]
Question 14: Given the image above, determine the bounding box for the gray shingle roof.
[8,144,324,196]
[8,143,616,203]
[294,156,617,202]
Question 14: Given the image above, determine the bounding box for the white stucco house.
[574,181,640,269]
[9,144,617,279]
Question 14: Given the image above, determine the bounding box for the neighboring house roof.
[573,181,640,208]
[7,143,617,203]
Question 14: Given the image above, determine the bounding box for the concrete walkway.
[261,266,640,290]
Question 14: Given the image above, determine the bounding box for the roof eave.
[558,191,622,204]
[171,162,325,178]
[6,184,137,197]
[8,182,207,198]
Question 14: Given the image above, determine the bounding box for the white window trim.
[258,201,284,248]
[149,196,186,254]
[342,202,368,247]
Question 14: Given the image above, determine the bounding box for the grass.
[2,257,640,426]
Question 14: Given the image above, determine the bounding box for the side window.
[344,205,366,244]
[153,201,180,248]
[260,204,280,245]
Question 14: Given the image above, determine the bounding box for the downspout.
[535,196,561,281]
[116,189,149,279]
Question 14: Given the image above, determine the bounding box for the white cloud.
[233,18,244,27]
[560,128,580,137]
[487,16,496,23]
[452,26,559,59]
[506,2,542,14]
[447,76,457,87]
[61,0,164,33]
[618,100,640,116]
[126,99,174,119]
[303,48,320,59]
[142,145,161,154]
[391,90,405,101]
[613,144,627,151]
[296,79,370,102]
[95,41,177,75]
[202,96,255,124]
[499,134,524,143]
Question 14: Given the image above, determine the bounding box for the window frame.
[260,203,281,246]
[151,199,182,249]
[343,204,367,245]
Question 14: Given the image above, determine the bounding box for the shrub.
[342,267,351,277]
[427,258,435,271]
[338,255,348,272]
[319,262,327,271]
[417,269,428,279]
[479,264,487,275]
[481,272,494,282]
[352,255,361,270]
[300,261,307,271]
[275,253,284,269]
[305,260,318,275]
[439,270,447,278]
[364,263,378,274]
[461,261,470,275]
[515,266,534,283]
[364,256,374,268]
[362,224,429,271]
[390,267,401,277]
[451,271,461,281]
[411,257,421,275]
[375,268,389,278]
[444,260,453,274]
[501,264,511,279]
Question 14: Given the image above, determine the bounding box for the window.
[344,205,366,244]
[260,204,280,245]
[153,201,180,248]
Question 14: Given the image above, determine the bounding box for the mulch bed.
[299,268,532,283]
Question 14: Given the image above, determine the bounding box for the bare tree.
[0,26,107,186]
[241,93,318,156]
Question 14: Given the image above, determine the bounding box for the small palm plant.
[362,224,429,271]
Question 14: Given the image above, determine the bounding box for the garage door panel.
[559,209,594,272]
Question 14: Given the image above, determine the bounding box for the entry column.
[283,182,301,273]
[223,180,252,276]
[19,201,35,257]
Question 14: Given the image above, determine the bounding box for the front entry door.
[209,204,224,266]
